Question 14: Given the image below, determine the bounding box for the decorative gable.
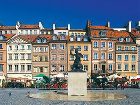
[8,36,28,44]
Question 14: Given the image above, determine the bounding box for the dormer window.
[99,30,106,37]
[0,35,5,40]
[37,38,41,43]
[77,35,81,41]
[83,36,88,42]
[53,35,57,40]
[42,38,47,43]
[70,35,74,41]
[126,37,130,42]
[60,35,65,40]
[118,38,123,42]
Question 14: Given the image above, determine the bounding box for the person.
[114,78,118,90]
[9,92,11,96]
[27,91,30,98]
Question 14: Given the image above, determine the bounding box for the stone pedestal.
[68,72,87,96]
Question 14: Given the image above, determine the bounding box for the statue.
[70,48,84,72]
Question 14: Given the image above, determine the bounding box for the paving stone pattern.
[0,88,139,105]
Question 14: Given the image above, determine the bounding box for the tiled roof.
[18,35,38,42]
[90,30,130,38]
[0,26,16,30]
[19,25,39,29]
[89,26,111,30]
[3,34,15,40]
[131,29,140,37]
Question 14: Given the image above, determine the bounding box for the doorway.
[102,65,105,73]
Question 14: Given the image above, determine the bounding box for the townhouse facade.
[89,26,116,75]
[6,35,35,82]
[67,34,91,77]
[32,35,51,77]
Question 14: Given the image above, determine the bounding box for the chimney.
[138,21,140,27]
[39,22,44,29]
[107,21,110,27]
[53,24,55,30]
[128,21,132,32]
[68,24,70,30]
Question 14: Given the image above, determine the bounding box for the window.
[30,30,32,34]
[70,55,74,61]
[39,56,43,61]
[20,54,25,60]
[108,42,113,48]
[60,35,66,40]
[83,55,88,61]
[40,67,43,72]
[101,53,105,59]
[27,54,31,60]
[125,55,128,61]
[45,47,48,52]
[45,56,48,61]
[126,38,130,42]
[0,44,2,49]
[15,45,18,50]
[15,65,19,71]
[118,38,123,42]
[132,65,135,71]
[77,35,81,41]
[21,45,24,50]
[0,53,2,60]
[27,65,31,71]
[117,64,121,70]
[60,54,65,60]
[8,65,12,71]
[99,30,106,36]
[9,54,12,60]
[132,55,136,61]
[117,55,122,61]
[14,53,18,60]
[101,42,105,48]
[124,64,128,71]
[94,42,98,47]
[34,30,37,34]
[27,45,31,50]
[51,65,56,72]
[70,46,74,50]
[60,44,64,49]
[109,64,113,71]
[21,65,25,71]
[8,46,12,50]
[52,54,57,60]
[70,36,74,41]
[60,65,65,72]
[39,47,44,52]
[108,53,112,60]
[94,53,98,59]
[51,44,56,49]
[77,46,81,51]
[131,47,136,51]
[84,46,88,51]
[53,36,57,40]
[83,65,88,71]
[118,46,122,50]
[125,46,129,50]
[0,64,3,71]
[94,64,98,70]
[44,67,48,72]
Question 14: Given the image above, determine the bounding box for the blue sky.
[0,0,140,28]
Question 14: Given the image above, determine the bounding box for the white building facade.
[7,35,32,81]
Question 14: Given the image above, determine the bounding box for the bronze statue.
[70,48,84,72]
